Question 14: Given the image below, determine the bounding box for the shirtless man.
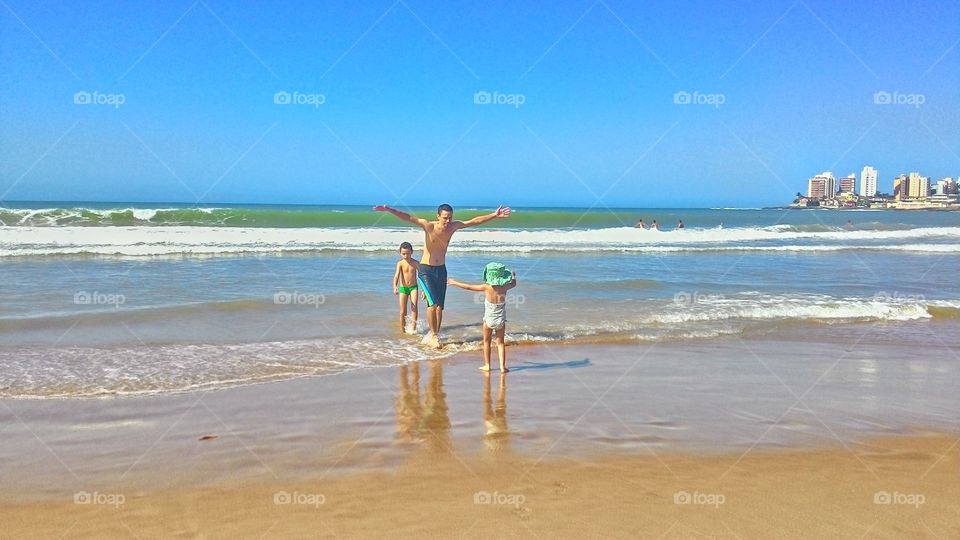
[373,203,512,347]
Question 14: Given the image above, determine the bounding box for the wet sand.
[2,433,957,538]
[1,338,958,537]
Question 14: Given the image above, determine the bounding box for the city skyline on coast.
[799,165,958,209]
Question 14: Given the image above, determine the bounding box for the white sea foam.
[642,294,933,324]
[3,225,959,257]
[129,208,159,220]
[1,292,953,398]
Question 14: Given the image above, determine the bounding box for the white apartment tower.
[860,166,878,197]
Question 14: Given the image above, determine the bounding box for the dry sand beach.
[1,339,958,539]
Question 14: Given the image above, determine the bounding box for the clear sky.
[2,0,958,207]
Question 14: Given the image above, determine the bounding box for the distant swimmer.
[677,220,684,229]
[651,220,660,230]
[844,219,854,230]
[635,218,647,229]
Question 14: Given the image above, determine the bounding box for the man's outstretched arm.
[373,205,429,228]
[456,205,512,229]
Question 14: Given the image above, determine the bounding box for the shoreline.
[0,332,958,537]
[778,205,960,211]
[2,335,959,492]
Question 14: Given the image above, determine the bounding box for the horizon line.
[0,199,777,211]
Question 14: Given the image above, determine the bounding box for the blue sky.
[1,0,958,207]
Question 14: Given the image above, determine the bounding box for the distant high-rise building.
[839,174,856,194]
[935,177,957,196]
[893,174,907,201]
[907,172,930,199]
[935,178,949,196]
[808,178,826,199]
[860,166,878,197]
[807,171,836,199]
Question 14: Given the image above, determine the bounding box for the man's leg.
[427,306,439,336]
[434,265,447,336]
[429,307,443,348]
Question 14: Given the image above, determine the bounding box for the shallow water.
[1,207,958,397]
[1,333,957,499]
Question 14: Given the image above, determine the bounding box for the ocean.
[2,202,958,399]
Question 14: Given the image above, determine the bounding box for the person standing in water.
[635,218,647,229]
[374,203,512,348]
[393,242,419,334]
[447,263,517,372]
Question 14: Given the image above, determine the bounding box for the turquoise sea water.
[1,203,958,398]
[2,202,959,230]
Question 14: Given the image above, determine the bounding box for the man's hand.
[393,285,399,295]
[495,205,512,218]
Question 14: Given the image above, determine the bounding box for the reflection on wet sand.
[395,361,450,453]
[483,372,510,453]
[395,362,512,458]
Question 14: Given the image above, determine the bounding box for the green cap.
[483,262,512,286]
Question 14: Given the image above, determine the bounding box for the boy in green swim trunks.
[448,263,517,372]
[393,242,420,334]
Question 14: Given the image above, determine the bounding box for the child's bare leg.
[398,293,408,332]
[496,326,507,372]
[480,323,493,371]
[410,294,418,333]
